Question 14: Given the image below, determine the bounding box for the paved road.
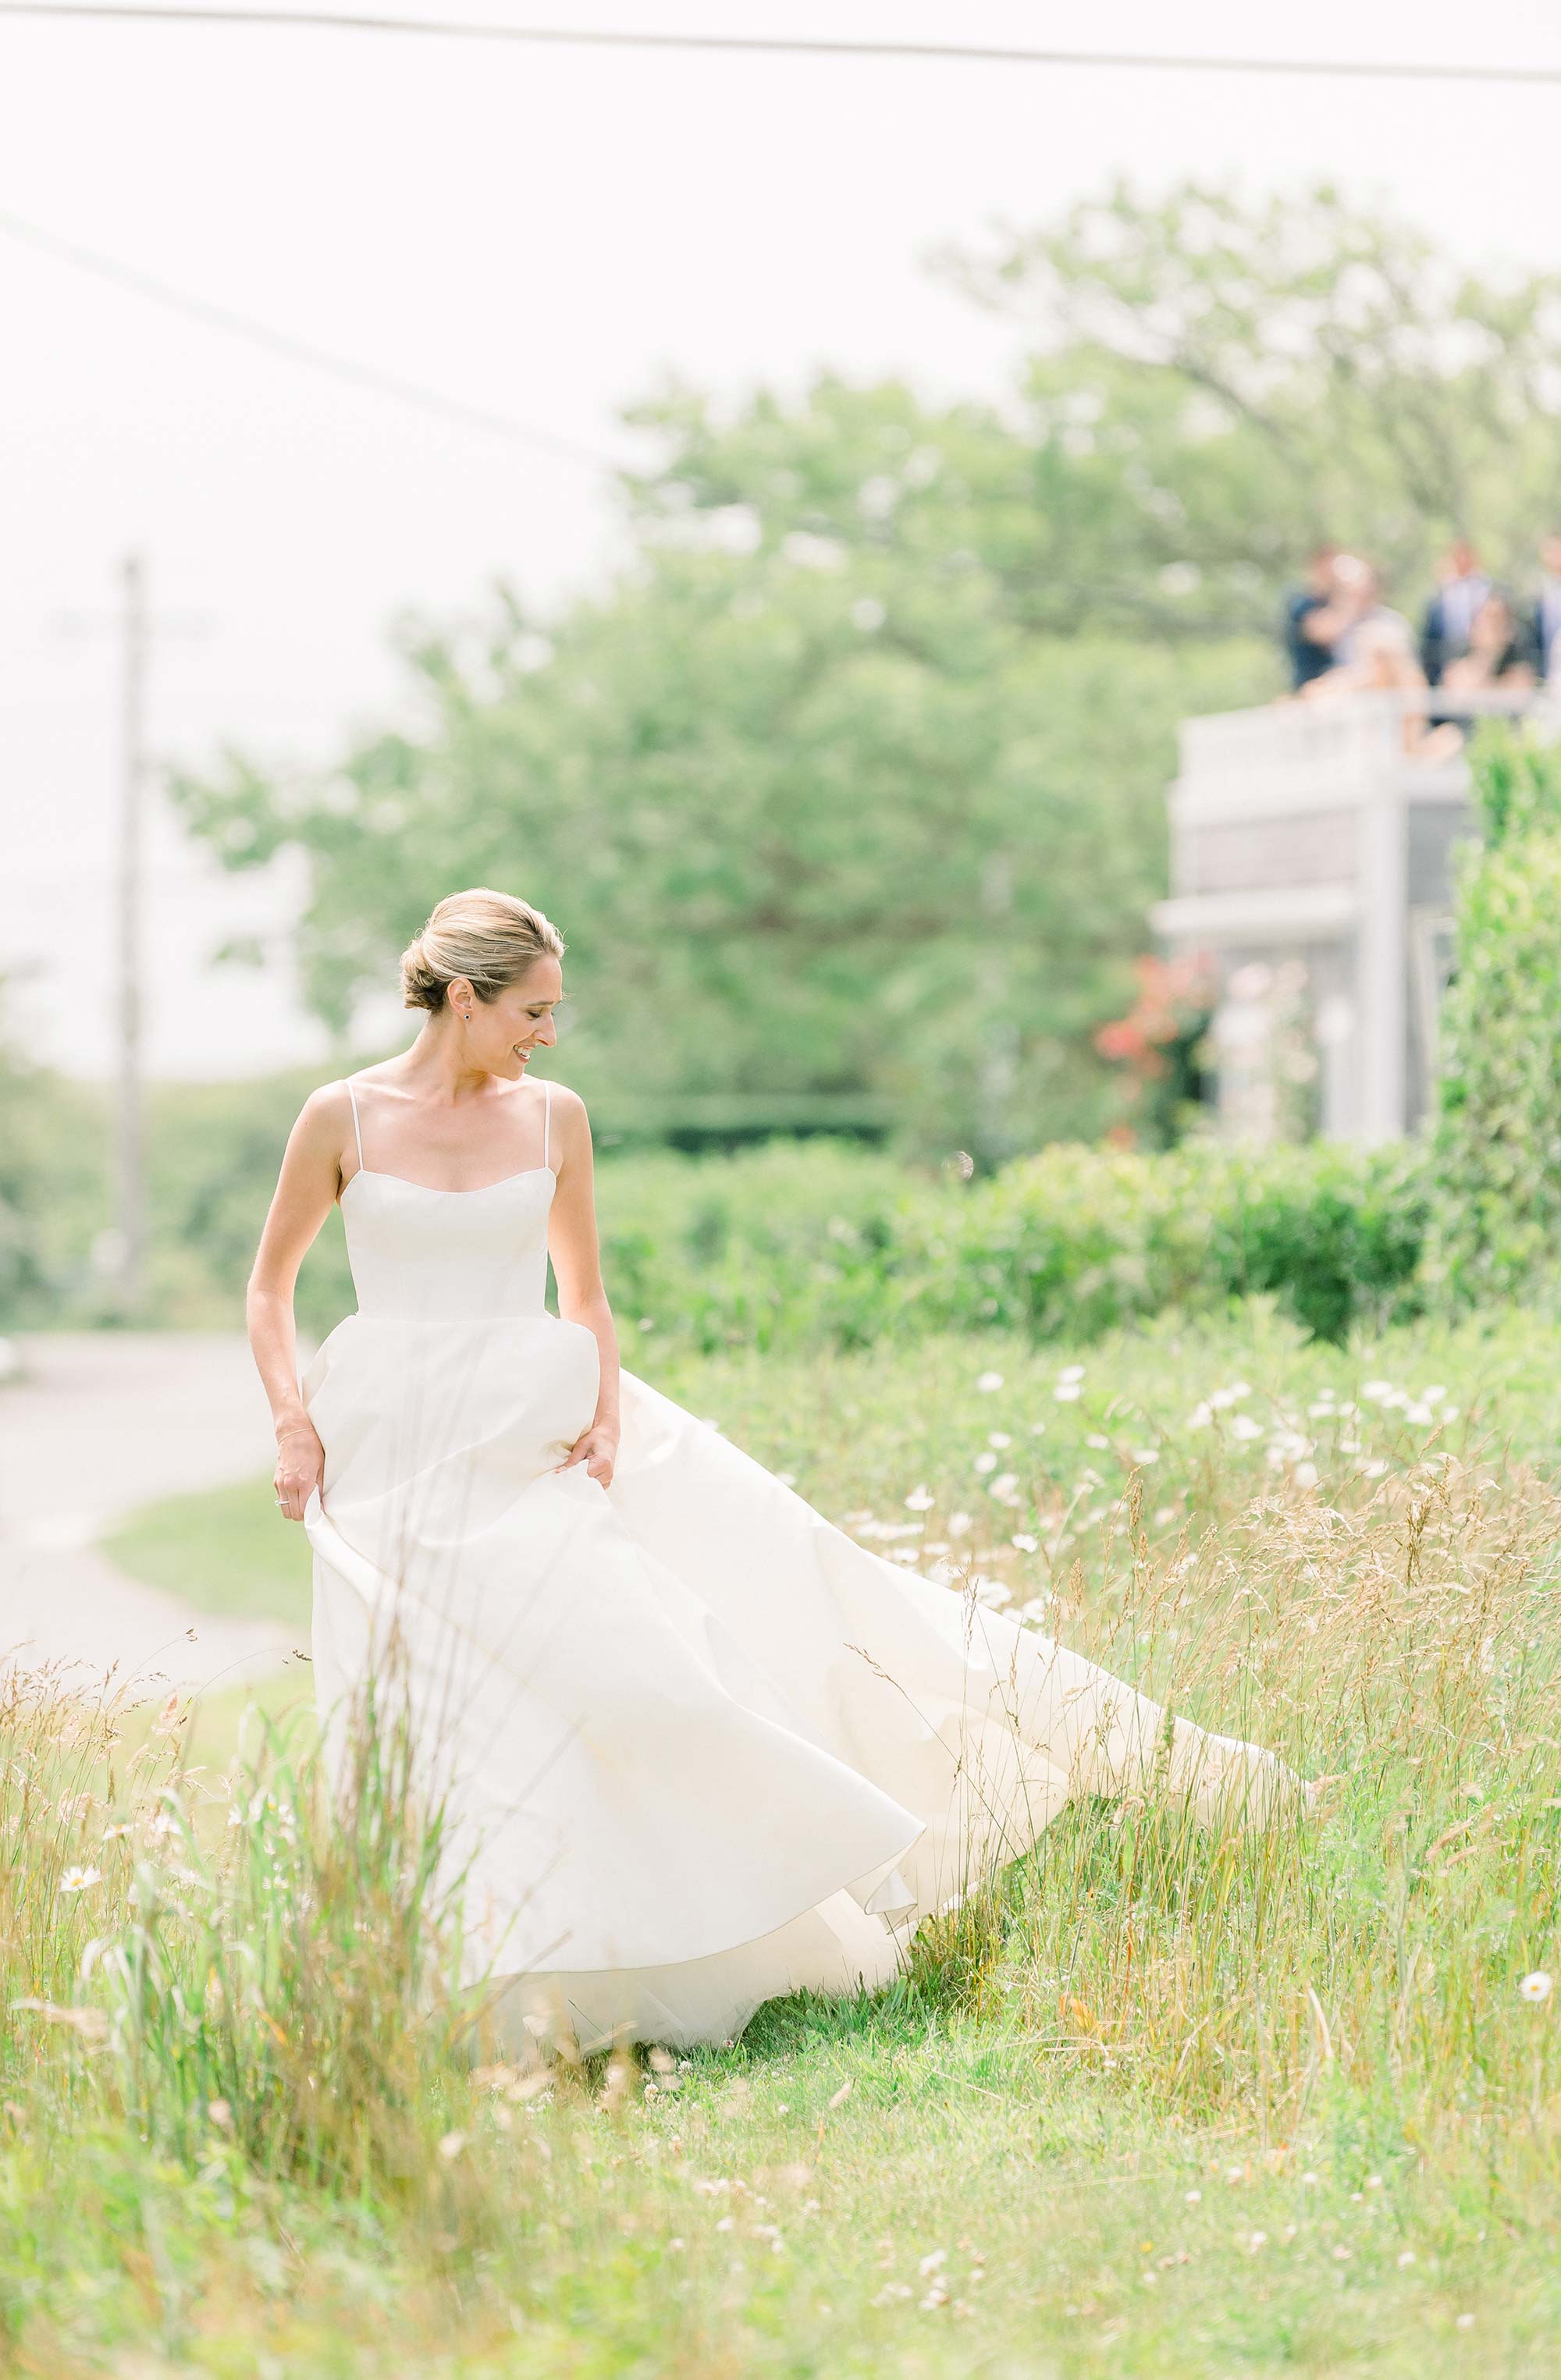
[2,1332,305,1695]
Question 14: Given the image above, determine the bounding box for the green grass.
[11,1298,1561,2374]
[101,1472,312,1627]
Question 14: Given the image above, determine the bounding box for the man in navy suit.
[1524,530,1561,682]
[1420,541,1492,686]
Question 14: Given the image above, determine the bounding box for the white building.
[1152,692,1550,1143]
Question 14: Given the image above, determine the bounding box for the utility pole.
[115,552,149,1313]
[60,560,208,1316]
[976,847,1019,1167]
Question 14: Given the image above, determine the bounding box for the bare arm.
[544,1085,622,1485]
[247,1082,351,1519]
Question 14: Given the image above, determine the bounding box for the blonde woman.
[248,887,1294,2059]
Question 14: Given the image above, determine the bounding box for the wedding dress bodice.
[340,1167,556,1322]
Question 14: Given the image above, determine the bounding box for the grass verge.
[10,1298,1561,2373]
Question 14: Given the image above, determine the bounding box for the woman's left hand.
[559,1422,619,1488]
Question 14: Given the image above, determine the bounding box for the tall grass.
[7,1319,1561,2369]
[3,1657,479,2215]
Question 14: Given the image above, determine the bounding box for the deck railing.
[1176,688,1553,812]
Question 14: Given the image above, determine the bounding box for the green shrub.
[2,1040,1431,1352]
[1428,724,1561,1305]
[596,1134,1429,1356]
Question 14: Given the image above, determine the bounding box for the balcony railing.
[1176,688,1553,815]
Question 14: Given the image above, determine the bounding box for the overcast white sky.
[5,0,1561,1079]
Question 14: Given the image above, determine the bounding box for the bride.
[248,886,1293,2059]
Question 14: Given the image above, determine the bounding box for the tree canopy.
[175,180,1561,1158]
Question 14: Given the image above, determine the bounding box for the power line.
[0,206,620,471]
[0,4,1556,87]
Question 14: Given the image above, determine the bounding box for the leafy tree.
[176,182,1561,1156]
[948,179,1561,634]
[176,399,1264,1160]
[0,986,106,1326]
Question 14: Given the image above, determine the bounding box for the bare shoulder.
[289,1078,358,1162]
[542,1078,593,1149]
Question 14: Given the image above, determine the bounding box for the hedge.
[593,1135,1430,1357]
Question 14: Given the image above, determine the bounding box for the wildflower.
[1520,1971,1553,2004]
[1011,1533,1039,1553]
[988,1472,1019,1504]
[1054,1382,1081,1402]
[1396,2250,1416,2268]
[1058,1365,1085,1384]
[1295,1462,1319,1489]
[1361,1380,1396,1401]
[975,1371,1004,1394]
[904,1487,935,1511]
[948,1511,972,1536]
[1130,1447,1160,1465]
[1231,1416,1264,1442]
[59,1867,103,1895]
[1187,1401,1214,1427]
[438,2131,468,2161]
[973,1451,997,1476]
[987,1430,1012,1449]
[919,2248,948,2276]
[1086,1433,1110,1451]
[1029,1419,1047,1434]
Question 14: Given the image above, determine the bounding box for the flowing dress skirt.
[302,1309,1286,2057]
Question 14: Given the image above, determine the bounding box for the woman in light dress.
[247,888,1294,2060]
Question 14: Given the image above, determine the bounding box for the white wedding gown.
[301,1076,1289,2059]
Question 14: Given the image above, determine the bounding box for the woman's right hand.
[273,1420,325,1522]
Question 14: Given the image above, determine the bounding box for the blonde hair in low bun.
[398,889,565,1013]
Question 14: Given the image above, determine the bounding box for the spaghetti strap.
[346,1075,364,1173]
[542,1077,551,1174]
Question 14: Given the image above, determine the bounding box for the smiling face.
[449,955,563,1078]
